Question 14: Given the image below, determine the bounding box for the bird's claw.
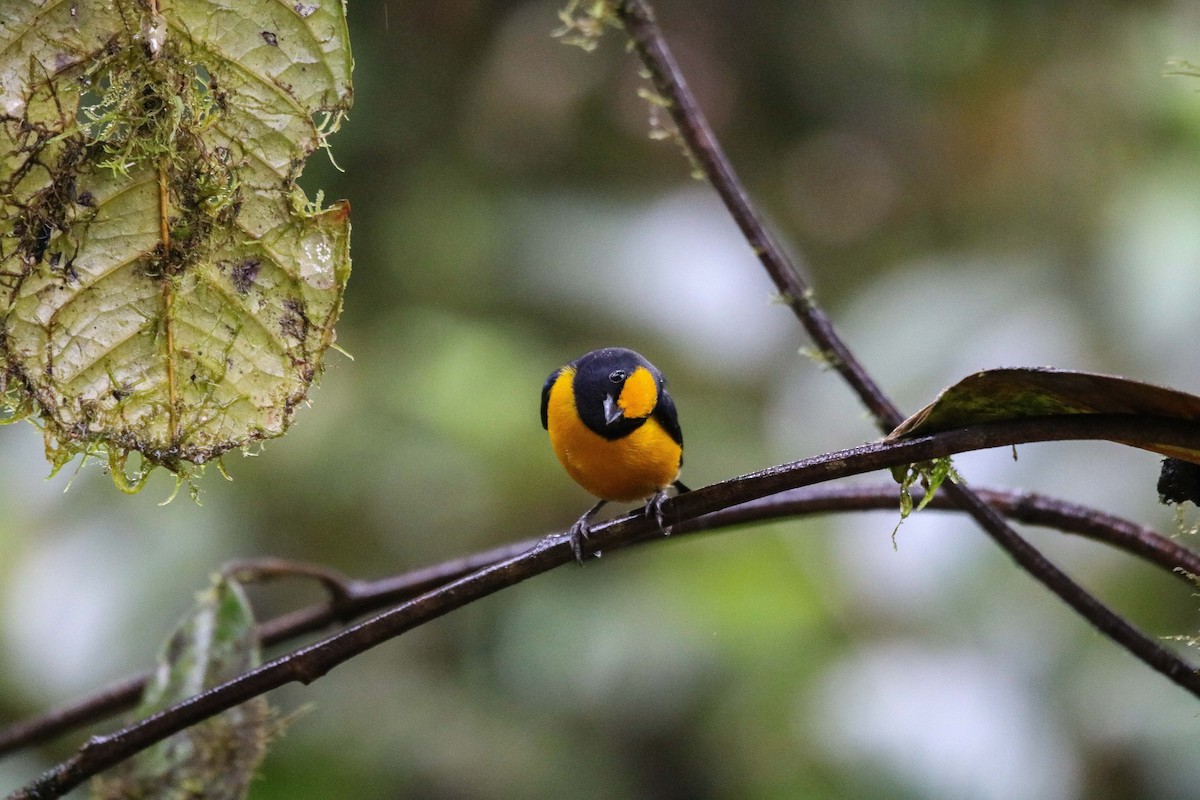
[646,490,672,536]
[568,517,591,566]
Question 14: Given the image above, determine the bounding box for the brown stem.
[3,477,1196,760]
[615,0,902,429]
[0,539,536,759]
[10,414,1200,798]
[612,0,1200,730]
[683,484,1200,582]
[218,558,360,615]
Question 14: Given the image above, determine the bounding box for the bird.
[541,347,689,563]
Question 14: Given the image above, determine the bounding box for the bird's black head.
[571,347,661,440]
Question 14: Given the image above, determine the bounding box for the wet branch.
[10,413,1200,799]
[5,474,1196,761]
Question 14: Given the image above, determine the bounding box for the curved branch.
[0,539,537,760]
[11,415,1200,799]
[4,475,1197,760]
[5,478,1196,759]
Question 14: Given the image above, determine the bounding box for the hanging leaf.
[91,576,272,800]
[0,0,353,488]
[886,368,1200,464]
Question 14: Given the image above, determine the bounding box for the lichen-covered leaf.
[886,368,1200,463]
[0,0,352,486]
[90,576,270,800]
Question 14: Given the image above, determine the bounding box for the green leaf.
[0,0,353,487]
[91,576,270,800]
[889,457,959,546]
[886,368,1200,464]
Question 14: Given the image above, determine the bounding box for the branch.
[613,0,903,429]
[0,539,536,759]
[688,484,1200,582]
[611,0,1200,728]
[11,414,1200,799]
[5,476,1197,760]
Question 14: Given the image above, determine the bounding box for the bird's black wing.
[540,367,562,430]
[652,382,684,446]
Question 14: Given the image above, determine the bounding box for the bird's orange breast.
[546,368,682,502]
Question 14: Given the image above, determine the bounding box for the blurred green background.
[4,0,1200,797]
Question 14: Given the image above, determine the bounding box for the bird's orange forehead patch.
[618,366,658,419]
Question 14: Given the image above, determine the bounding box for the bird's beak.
[603,394,623,425]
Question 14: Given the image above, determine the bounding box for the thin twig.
[0,676,146,761]
[219,558,361,614]
[612,0,1200,721]
[11,414,1200,798]
[684,484,1200,582]
[0,540,537,758]
[614,0,902,429]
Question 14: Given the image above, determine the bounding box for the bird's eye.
[608,369,627,384]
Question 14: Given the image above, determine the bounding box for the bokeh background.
[4,0,1200,797]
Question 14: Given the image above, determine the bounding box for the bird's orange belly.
[547,374,681,502]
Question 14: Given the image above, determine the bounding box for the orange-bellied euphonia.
[541,347,689,562]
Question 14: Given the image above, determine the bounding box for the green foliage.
[890,457,960,546]
[0,0,353,490]
[553,0,621,51]
[90,575,273,800]
[798,345,841,371]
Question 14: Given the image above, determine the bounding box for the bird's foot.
[646,489,672,536]
[566,499,608,566]
[568,517,592,566]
